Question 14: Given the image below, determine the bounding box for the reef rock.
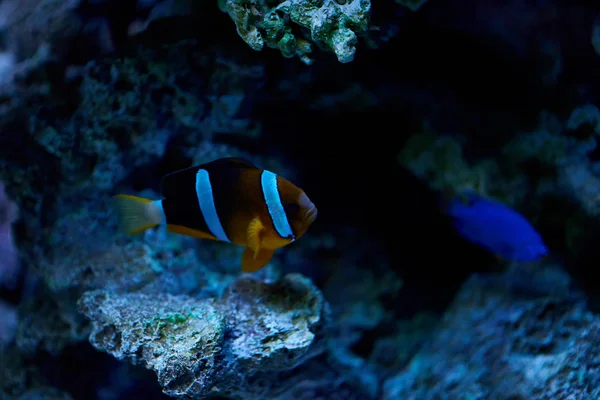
[78,273,330,399]
[383,264,600,400]
[219,0,371,64]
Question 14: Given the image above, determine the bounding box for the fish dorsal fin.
[159,157,258,196]
[242,247,275,272]
[203,157,259,170]
[160,164,202,196]
[247,217,264,256]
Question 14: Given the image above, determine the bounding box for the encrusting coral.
[78,273,331,399]
[219,0,371,64]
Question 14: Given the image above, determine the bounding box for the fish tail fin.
[112,194,163,235]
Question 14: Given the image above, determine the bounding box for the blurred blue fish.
[445,191,549,262]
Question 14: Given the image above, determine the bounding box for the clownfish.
[112,157,318,272]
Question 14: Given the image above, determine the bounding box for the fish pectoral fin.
[247,217,265,256]
[244,218,274,272]
[242,247,275,273]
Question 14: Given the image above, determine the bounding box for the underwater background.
[2,0,600,399]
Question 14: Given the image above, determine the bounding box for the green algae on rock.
[77,273,330,399]
[220,0,371,64]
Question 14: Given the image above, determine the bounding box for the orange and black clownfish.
[112,157,318,273]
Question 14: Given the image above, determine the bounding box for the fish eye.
[284,202,300,215]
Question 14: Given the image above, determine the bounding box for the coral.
[500,109,600,221]
[0,39,266,281]
[0,0,82,61]
[324,265,402,340]
[4,1,600,400]
[398,125,525,206]
[290,230,404,397]
[13,388,73,400]
[326,345,380,397]
[222,274,329,371]
[0,52,16,85]
[0,344,74,400]
[395,0,429,11]
[368,313,438,377]
[398,108,600,252]
[263,356,373,400]
[0,182,19,287]
[501,110,569,167]
[127,0,194,37]
[37,219,389,399]
[15,289,89,356]
[78,273,330,399]
[26,40,264,195]
[0,299,17,347]
[79,291,225,395]
[398,129,478,192]
[566,103,600,134]
[0,0,95,135]
[220,0,371,64]
[382,264,595,399]
[537,105,600,217]
[558,162,600,217]
[37,196,237,299]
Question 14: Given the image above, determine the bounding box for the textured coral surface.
[2,1,600,400]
